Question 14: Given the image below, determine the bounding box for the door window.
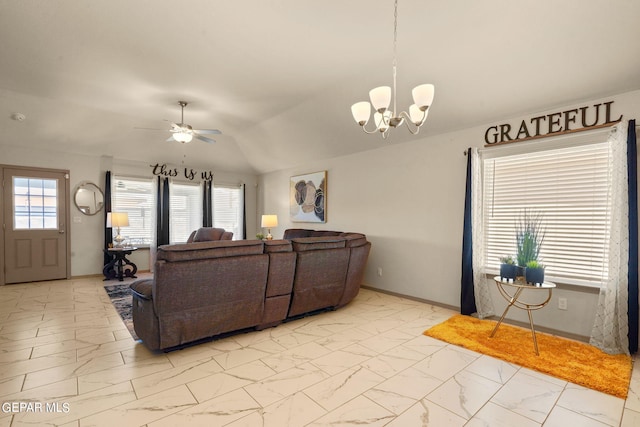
[13,177,58,230]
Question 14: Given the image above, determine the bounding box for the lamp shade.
[412,84,435,110]
[351,102,371,125]
[374,111,391,132]
[409,104,427,125]
[107,212,129,228]
[369,86,391,112]
[261,214,278,228]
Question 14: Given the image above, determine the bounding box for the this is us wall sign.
[484,100,623,146]
[150,163,214,181]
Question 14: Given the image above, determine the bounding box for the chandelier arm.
[359,123,384,134]
[398,110,424,135]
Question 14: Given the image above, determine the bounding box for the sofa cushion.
[264,240,293,253]
[341,233,368,248]
[310,230,341,237]
[283,228,312,239]
[193,227,225,242]
[157,240,264,262]
[291,236,346,251]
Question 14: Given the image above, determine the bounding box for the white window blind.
[169,181,202,244]
[214,184,243,240]
[483,142,610,287]
[112,176,154,246]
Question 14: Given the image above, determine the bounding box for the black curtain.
[242,183,247,240]
[156,177,170,246]
[103,171,113,265]
[461,148,477,315]
[628,119,638,353]
[203,180,213,227]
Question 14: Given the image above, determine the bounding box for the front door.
[3,167,70,284]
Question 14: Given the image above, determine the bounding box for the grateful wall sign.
[150,163,214,181]
[484,100,623,146]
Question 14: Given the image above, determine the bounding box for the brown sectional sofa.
[130,229,371,351]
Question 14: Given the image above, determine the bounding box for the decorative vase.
[526,267,545,285]
[516,265,526,279]
[500,263,517,281]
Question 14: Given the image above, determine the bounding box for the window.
[169,182,202,244]
[13,177,58,229]
[483,140,611,287]
[214,184,244,239]
[111,176,154,246]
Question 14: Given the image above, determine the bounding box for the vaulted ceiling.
[2,0,640,175]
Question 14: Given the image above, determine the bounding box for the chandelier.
[351,0,434,139]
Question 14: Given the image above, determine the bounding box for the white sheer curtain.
[471,147,495,318]
[590,120,630,354]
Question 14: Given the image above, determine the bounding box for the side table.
[490,276,556,355]
[103,247,138,281]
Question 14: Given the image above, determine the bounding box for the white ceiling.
[2,0,640,175]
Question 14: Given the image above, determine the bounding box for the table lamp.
[261,214,278,240]
[107,212,130,247]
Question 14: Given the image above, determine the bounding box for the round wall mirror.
[74,182,105,215]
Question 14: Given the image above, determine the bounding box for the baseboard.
[71,270,151,280]
[361,284,590,343]
[361,285,458,312]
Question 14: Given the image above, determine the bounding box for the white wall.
[259,89,640,339]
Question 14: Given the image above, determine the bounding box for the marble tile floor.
[0,276,638,427]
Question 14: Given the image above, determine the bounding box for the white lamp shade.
[351,102,371,125]
[374,111,391,132]
[412,84,435,109]
[261,214,278,228]
[369,86,391,112]
[409,104,427,124]
[107,212,129,228]
[174,131,193,143]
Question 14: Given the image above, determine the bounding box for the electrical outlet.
[377,267,383,277]
[558,297,568,310]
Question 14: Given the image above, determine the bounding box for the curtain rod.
[464,122,640,156]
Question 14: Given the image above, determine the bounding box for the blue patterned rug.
[104,282,139,340]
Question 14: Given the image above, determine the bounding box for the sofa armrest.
[130,279,153,301]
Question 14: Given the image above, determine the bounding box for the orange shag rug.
[424,314,632,399]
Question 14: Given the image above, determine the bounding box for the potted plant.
[499,255,517,281]
[256,233,265,240]
[515,209,545,277]
[525,260,545,285]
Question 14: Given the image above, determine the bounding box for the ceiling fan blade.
[166,136,176,142]
[195,135,216,144]
[134,127,166,131]
[168,122,183,132]
[193,129,222,135]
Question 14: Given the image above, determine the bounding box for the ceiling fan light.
[412,84,435,110]
[174,131,193,143]
[369,86,391,113]
[351,102,371,126]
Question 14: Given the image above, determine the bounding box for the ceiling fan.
[140,101,222,144]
